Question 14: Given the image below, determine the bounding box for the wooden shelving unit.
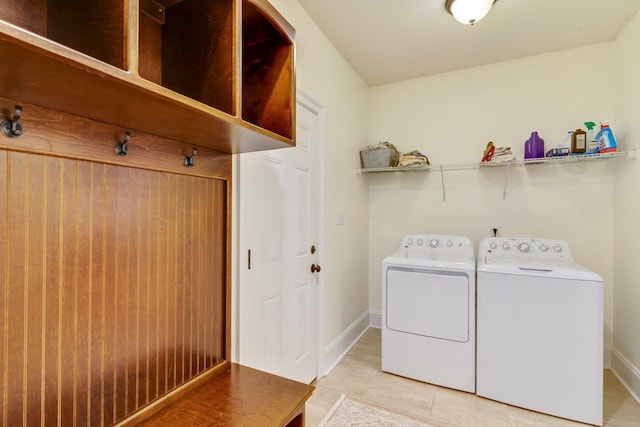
[0,0,295,154]
[0,2,302,424]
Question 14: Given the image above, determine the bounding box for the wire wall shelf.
[356,150,636,201]
[356,150,636,174]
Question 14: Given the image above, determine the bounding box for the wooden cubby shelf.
[139,0,235,116]
[0,1,128,70]
[242,0,294,139]
[0,0,295,154]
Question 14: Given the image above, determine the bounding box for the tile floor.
[305,328,640,427]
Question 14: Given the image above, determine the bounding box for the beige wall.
[250,1,639,389]
[367,43,617,346]
[613,10,640,392]
[267,0,371,350]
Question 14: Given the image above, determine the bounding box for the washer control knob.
[429,239,439,248]
[490,242,498,250]
[502,243,511,250]
[518,243,530,253]
[447,240,453,247]
[417,239,423,246]
[553,245,562,253]
[407,238,414,246]
[539,244,549,252]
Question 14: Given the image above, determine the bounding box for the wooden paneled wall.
[0,97,232,426]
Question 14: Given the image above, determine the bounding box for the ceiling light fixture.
[445,0,497,25]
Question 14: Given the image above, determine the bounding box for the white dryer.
[382,234,476,393]
[476,237,603,426]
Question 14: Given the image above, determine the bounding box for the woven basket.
[360,148,399,168]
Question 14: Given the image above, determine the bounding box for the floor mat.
[318,393,437,427]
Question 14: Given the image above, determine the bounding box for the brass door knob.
[311,264,321,273]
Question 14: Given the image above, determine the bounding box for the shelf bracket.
[502,161,512,201]
[440,165,446,202]
[1,105,24,138]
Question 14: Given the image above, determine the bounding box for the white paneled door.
[239,96,321,384]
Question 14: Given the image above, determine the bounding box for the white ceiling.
[297,0,640,87]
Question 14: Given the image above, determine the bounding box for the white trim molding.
[604,346,612,370]
[320,311,370,378]
[369,310,381,329]
[610,348,640,404]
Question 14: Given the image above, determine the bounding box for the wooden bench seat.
[133,363,315,426]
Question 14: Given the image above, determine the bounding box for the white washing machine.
[476,237,603,426]
[382,234,476,393]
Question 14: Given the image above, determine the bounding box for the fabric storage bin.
[360,148,399,168]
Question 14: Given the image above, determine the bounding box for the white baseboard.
[369,310,381,329]
[610,347,640,405]
[320,310,631,404]
[320,311,370,378]
[604,346,612,369]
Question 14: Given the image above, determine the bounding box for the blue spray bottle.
[592,122,617,154]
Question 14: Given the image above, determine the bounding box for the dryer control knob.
[429,239,439,248]
[490,242,498,250]
[417,239,423,246]
[553,245,562,253]
[518,243,530,253]
[447,240,453,247]
[407,238,414,246]
[502,243,511,250]
[539,244,549,252]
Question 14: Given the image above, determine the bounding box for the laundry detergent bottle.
[593,122,618,154]
[524,131,545,159]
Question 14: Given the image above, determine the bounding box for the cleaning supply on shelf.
[571,128,587,154]
[481,141,495,162]
[584,122,597,153]
[546,147,570,157]
[481,142,514,163]
[398,150,430,167]
[592,122,618,154]
[524,131,545,159]
[546,130,572,157]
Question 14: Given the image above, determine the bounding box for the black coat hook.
[114,131,131,156]
[184,148,197,167]
[1,105,24,138]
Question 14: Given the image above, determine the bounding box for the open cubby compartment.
[242,0,294,139]
[0,0,127,69]
[138,0,235,116]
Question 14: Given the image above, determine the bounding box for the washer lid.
[478,257,603,282]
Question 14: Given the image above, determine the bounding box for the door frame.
[234,90,325,380]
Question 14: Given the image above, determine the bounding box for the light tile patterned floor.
[306,328,640,427]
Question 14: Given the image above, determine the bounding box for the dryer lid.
[384,251,475,270]
[478,257,603,282]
